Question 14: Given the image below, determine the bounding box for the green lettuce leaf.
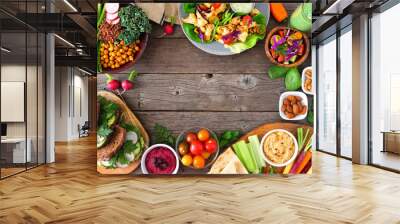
[182,23,202,43]
[183,3,196,14]
[227,13,267,53]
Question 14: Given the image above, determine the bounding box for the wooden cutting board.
[97,90,150,174]
[239,122,313,142]
[237,122,313,174]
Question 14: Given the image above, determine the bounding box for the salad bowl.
[178,3,270,56]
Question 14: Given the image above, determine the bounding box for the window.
[317,36,337,154]
[370,2,400,171]
[339,27,352,158]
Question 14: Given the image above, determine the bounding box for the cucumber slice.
[97,135,107,148]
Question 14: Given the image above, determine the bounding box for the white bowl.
[301,66,314,95]
[141,144,179,174]
[259,129,299,167]
[279,91,308,120]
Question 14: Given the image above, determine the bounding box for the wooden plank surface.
[97,2,313,175]
[98,73,285,111]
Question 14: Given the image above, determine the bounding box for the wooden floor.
[0,135,399,223]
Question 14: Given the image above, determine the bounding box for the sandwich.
[209,148,248,174]
[97,96,145,174]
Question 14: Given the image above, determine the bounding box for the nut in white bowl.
[279,91,308,120]
[302,66,314,95]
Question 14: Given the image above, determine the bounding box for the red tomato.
[205,138,217,153]
[186,132,197,143]
[242,15,252,26]
[277,55,284,63]
[197,129,210,142]
[223,36,234,45]
[190,140,204,155]
[298,44,304,55]
[212,3,221,9]
[279,30,285,38]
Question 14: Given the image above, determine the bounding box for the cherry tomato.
[197,129,210,142]
[205,138,217,153]
[190,140,204,155]
[178,142,189,155]
[212,3,221,9]
[223,36,235,45]
[193,156,205,169]
[242,15,252,26]
[202,151,211,159]
[181,154,193,166]
[186,132,197,143]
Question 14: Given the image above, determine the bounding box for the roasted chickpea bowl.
[99,33,149,74]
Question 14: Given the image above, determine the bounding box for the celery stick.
[248,135,266,168]
[235,140,257,173]
[232,143,245,167]
[247,143,260,174]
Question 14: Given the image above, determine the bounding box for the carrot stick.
[301,159,312,174]
[283,161,293,174]
[295,150,312,174]
[270,3,288,23]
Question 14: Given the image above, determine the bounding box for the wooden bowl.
[101,33,149,74]
[264,26,310,68]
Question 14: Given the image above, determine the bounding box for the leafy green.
[218,130,241,149]
[182,23,202,43]
[285,68,301,91]
[98,96,119,128]
[183,3,196,13]
[227,14,267,53]
[118,5,151,45]
[98,125,113,138]
[153,124,176,147]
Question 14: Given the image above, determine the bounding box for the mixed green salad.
[181,3,267,53]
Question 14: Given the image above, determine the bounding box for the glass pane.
[38,33,45,165]
[371,3,400,171]
[1,31,27,177]
[339,28,352,158]
[317,37,337,154]
[27,31,38,168]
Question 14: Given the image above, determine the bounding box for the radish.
[105,74,120,91]
[110,17,120,25]
[163,24,174,35]
[105,3,119,14]
[121,70,138,93]
[106,12,119,22]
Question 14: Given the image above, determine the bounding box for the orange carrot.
[295,150,312,174]
[270,3,288,23]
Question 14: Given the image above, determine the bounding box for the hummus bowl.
[141,144,179,174]
[260,129,298,167]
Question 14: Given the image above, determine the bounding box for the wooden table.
[98,3,310,138]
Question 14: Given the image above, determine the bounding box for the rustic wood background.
[98,3,311,139]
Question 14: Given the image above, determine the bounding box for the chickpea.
[129,56,134,61]
[108,46,113,52]
[135,46,140,51]
[127,51,132,56]
[122,55,127,59]
[123,46,128,51]
[115,63,120,68]
[116,52,121,56]
[104,58,109,63]
[116,57,122,63]
[120,40,124,45]
[103,49,108,55]
[111,65,115,69]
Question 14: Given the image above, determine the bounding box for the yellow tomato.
[193,156,205,169]
[181,154,193,166]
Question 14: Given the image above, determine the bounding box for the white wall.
[54,67,89,141]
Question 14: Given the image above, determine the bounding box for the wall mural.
[96,2,314,175]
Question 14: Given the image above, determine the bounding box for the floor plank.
[0,136,399,223]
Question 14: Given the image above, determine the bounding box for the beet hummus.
[145,147,177,174]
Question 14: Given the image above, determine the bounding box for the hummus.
[145,147,176,174]
[263,131,295,164]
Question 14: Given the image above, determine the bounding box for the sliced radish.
[125,152,135,162]
[126,132,138,144]
[106,12,119,21]
[110,17,120,25]
[105,3,119,14]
